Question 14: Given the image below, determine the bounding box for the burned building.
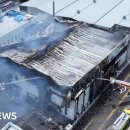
[0,0,130,129]
[0,18,130,130]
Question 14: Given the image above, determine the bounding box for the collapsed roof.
[0,23,130,87]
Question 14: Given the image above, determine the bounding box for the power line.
[55,0,79,14]
[55,0,126,29]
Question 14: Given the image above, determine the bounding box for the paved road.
[82,64,130,130]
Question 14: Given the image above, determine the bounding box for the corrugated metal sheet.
[1,23,129,87]
[96,0,130,28]
[22,0,130,28]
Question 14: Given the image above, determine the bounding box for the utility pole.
[53,0,55,17]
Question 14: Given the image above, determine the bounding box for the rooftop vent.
[93,0,96,3]
[77,10,81,14]
[123,15,127,20]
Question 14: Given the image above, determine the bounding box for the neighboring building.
[1,122,23,130]
[21,0,130,28]
[0,9,33,44]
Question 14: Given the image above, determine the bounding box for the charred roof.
[1,23,130,87]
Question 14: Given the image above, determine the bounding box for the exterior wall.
[108,36,129,62]
[58,86,90,120]
[84,86,90,107]
[58,35,130,121]
[77,93,84,114]
[0,8,51,47]
[51,94,63,106]
[116,51,127,68]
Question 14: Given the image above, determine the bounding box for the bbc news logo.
[0,112,17,120]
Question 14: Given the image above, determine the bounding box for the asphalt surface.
[80,64,130,130]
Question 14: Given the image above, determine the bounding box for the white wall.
[61,101,76,120]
